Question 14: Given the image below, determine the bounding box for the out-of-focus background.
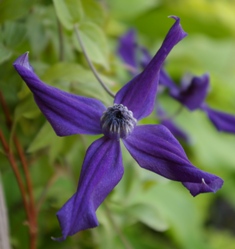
[1,0,235,248]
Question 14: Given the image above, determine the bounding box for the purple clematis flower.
[161,71,210,110]
[201,103,235,133]
[118,29,235,134]
[14,17,223,240]
[117,28,138,73]
[161,71,235,133]
[117,28,155,76]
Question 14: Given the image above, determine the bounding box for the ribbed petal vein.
[13,53,106,136]
[56,136,124,240]
[123,125,223,196]
[114,16,187,121]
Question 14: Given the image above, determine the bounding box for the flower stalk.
[74,24,115,98]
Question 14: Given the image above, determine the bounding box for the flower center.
[101,104,137,140]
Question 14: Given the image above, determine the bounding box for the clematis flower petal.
[56,136,124,240]
[170,74,210,111]
[117,29,138,71]
[123,125,223,196]
[201,103,235,133]
[13,53,106,136]
[182,178,223,197]
[114,16,187,120]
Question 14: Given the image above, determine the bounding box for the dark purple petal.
[13,53,106,136]
[123,125,223,196]
[114,16,187,120]
[56,137,124,240]
[117,29,138,72]
[182,178,223,197]
[170,74,210,111]
[201,104,235,133]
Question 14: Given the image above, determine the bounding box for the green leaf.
[0,0,33,23]
[74,22,109,69]
[46,175,76,208]
[53,0,83,30]
[0,43,12,64]
[66,0,83,23]
[27,122,57,153]
[27,121,66,163]
[52,0,73,30]
[26,9,49,55]
[41,62,113,104]
[0,21,26,49]
[127,203,169,232]
[136,183,211,249]
[81,0,106,26]
[41,62,91,83]
[14,96,40,120]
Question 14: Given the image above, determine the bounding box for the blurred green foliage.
[1,0,235,248]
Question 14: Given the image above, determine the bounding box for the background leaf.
[53,0,83,30]
[73,22,110,69]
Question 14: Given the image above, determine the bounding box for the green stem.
[74,24,115,98]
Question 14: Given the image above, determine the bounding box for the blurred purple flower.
[201,103,235,133]
[118,29,235,134]
[14,17,223,240]
[161,71,235,133]
[117,28,138,72]
[161,71,210,110]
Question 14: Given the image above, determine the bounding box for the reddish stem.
[14,136,38,247]
[0,131,31,219]
[0,92,38,249]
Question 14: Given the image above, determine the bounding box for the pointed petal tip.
[13,52,29,64]
[168,15,179,20]
[168,15,187,38]
[185,176,224,197]
[13,52,32,71]
[56,138,123,239]
[13,52,105,136]
[115,16,187,120]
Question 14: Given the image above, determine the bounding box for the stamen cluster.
[101,104,137,139]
